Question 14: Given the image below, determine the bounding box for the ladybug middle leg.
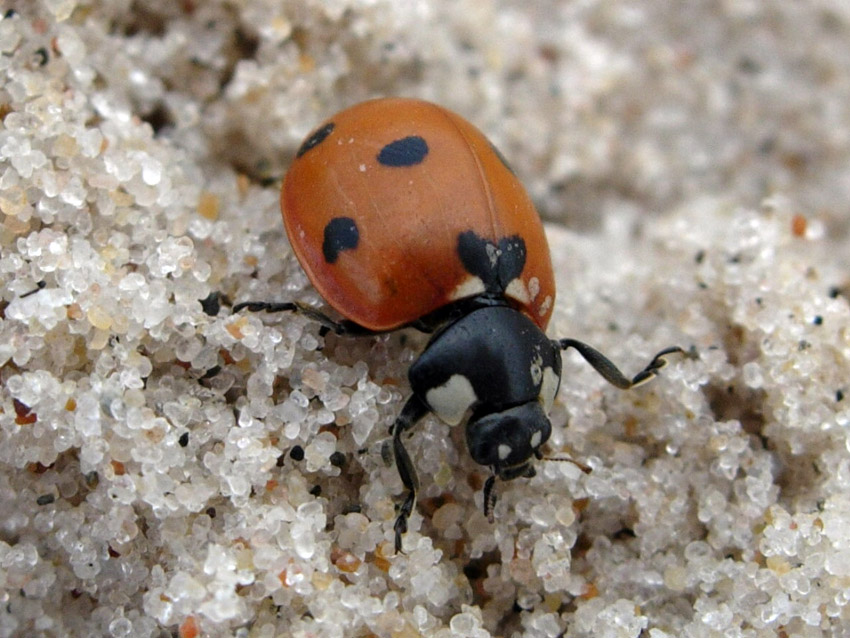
[389,394,430,552]
[232,300,381,336]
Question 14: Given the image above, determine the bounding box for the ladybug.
[235,98,682,551]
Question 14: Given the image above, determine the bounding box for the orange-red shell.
[282,98,555,332]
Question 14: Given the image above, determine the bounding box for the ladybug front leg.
[232,300,379,336]
[557,340,684,389]
[389,394,430,552]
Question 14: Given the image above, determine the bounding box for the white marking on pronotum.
[505,278,529,304]
[530,431,542,449]
[448,276,486,301]
[538,295,553,317]
[426,374,477,425]
[498,444,512,460]
[528,277,540,301]
[540,366,559,413]
[529,353,543,386]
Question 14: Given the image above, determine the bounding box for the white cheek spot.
[449,275,486,301]
[498,444,512,460]
[530,431,542,449]
[540,366,560,413]
[505,278,529,304]
[529,353,543,386]
[425,374,477,425]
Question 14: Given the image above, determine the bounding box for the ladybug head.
[466,401,552,480]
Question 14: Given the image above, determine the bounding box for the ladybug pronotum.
[236,98,682,551]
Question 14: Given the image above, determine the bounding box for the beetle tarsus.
[483,475,497,523]
[629,346,685,385]
[20,280,46,298]
[390,395,429,552]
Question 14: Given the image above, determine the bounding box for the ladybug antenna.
[540,454,592,474]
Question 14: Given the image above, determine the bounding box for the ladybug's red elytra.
[235,98,682,551]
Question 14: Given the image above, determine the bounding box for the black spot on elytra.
[489,142,516,175]
[323,217,359,263]
[296,122,335,158]
[377,136,429,167]
[457,231,526,293]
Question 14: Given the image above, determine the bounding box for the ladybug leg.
[482,463,536,524]
[482,475,497,523]
[557,340,684,389]
[232,301,380,336]
[390,395,430,552]
[20,280,46,298]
